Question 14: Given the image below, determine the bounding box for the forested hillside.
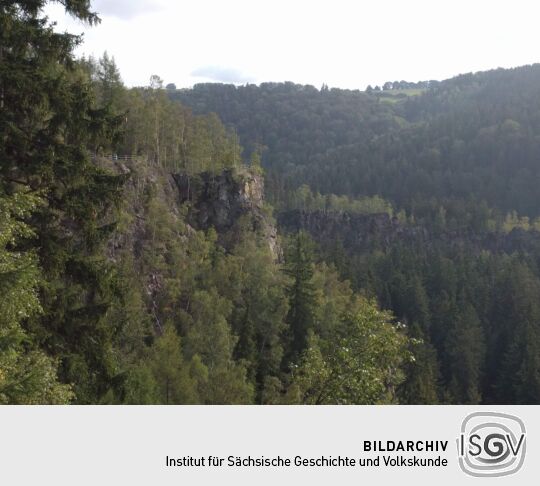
[175,67,540,221]
[2,1,540,405]
[1,0,410,405]
[175,66,540,405]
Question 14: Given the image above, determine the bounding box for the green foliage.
[287,301,410,404]
[147,324,198,404]
[444,303,485,404]
[0,191,72,404]
[224,239,288,389]
[399,324,439,404]
[284,184,393,215]
[174,73,540,405]
[283,232,317,363]
[92,76,244,173]
[8,2,540,407]
[1,0,126,403]
[489,262,540,403]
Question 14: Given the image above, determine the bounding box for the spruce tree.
[1,1,125,402]
[283,231,317,365]
[0,192,72,403]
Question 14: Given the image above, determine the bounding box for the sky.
[44,0,540,89]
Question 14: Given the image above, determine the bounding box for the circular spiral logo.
[457,412,526,477]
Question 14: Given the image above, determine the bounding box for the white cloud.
[92,0,165,20]
[191,66,255,84]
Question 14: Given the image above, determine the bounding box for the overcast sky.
[45,0,540,89]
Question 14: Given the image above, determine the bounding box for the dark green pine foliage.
[490,262,540,404]
[399,323,440,404]
[283,231,317,366]
[1,1,126,402]
[444,301,485,404]
[0,191,74,403]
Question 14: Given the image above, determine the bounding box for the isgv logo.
[457,412,526,477]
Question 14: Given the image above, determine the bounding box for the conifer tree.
[399,323,440,404]
[445,302,485,404]
[283,231,317,365]
[1,0,126,402]
[147,324,198,404]
[0,191,73,404]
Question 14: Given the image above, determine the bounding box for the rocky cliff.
[278,209,540,255]
[100,159,280,333]
[173,168,279,258]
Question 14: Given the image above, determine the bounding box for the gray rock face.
[173,169,280,259]
[277,210,423,251]
[277,209,540,255]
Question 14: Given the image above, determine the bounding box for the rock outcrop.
[278,209,540,255]
[173,168,279,259]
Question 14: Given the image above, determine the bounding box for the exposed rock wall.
[277,209,540,255]
[173,168,279,259]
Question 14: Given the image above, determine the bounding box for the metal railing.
[90,154,140,161]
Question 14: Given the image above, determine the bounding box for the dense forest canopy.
[175,66,540,222]
[175,65,540,405]
[1,0,540,404]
